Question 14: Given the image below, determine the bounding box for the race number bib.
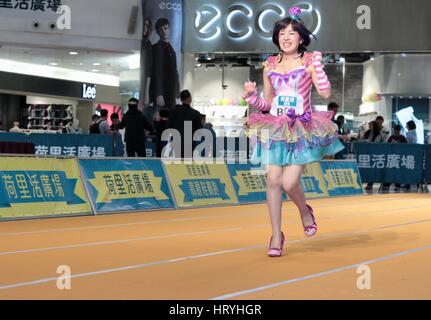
[270,94,304,116]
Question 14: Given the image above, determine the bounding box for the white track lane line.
[0,205,430,256]
[0,224,268,256]
[1,217,430,291]
[0,195,417,236]
[0,203,428,256]
[211,244,431,300]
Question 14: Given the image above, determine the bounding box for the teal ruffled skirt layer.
[251,135,345,166]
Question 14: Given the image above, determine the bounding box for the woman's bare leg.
[282,165,314,227]
[266,165,284,248]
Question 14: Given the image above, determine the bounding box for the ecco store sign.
[82,84,96,100]
[159,1,182,11]
[194,2,321,40]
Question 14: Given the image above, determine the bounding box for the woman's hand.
[242,81,257,98]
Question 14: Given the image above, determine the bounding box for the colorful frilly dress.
[245,53,345,165]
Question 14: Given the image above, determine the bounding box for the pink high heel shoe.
[268,232,285,257]
[303,204,317,237]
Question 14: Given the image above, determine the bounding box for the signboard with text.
[79,159,175,213]
[0,157,91,219]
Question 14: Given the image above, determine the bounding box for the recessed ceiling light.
[93,63,101,66]
[90,69,100,72]
[49,62,59,66]
[69,51,78,55]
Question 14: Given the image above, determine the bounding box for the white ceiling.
[0,45,139,76]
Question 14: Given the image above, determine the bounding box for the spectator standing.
[118,98,152,157]
[403,121,418,190]
[364,121,385,190]
[168,90,202,158]
[406,121,418,144]
[89,114,101,134]
[154,108,171,157]
[388,124,407,144]
[327,102,339,124]
[98,109,112,135]
[110,113,121,132]
[382,125,407,191]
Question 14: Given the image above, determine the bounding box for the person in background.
[376,115,389,141]
[9,122,21,133]
[89,114,101,134]
[327,102,339,124]
[97,110,112,135]
[388,124,407,144]
[364,121,384,191]
[336,115,350,141]
[168,90,202,158]
[118,98,152,157]
[382,124,407,191]
[406,121,418,144]
[403,121,418,191]
[110,113,121,132]
[363,121,384,143]
[154,108,170,157]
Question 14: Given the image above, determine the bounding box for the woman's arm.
[308,52,331,100]
[242,73,272,112]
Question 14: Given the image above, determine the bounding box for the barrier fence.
[338,142,431,185]
[0,156,363,220]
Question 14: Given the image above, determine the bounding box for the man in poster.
[150,18,180,111]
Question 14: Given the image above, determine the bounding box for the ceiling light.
[93,63,101,66]
[49,62,59,66]
[90,69,100,73]
[69,51,78,55]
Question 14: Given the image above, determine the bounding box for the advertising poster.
[79,159,175,213]
[163,161,238,208]
[302,162,329,199]
[319,161,363,197]
[0,157,91,219]
[141,0,183,119]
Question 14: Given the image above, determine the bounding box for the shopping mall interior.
[1,0,431,305]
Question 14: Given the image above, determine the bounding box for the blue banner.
[0,132,113,157]
[319,161,364,197]
[354,143,425,184]
[425,146,431,183]
[79,159,175,213]
[0,171,85,207]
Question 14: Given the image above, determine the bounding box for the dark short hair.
[376,116,384,122]
[394,124,402,131]
[100,109,108,117]
[337,115,345,121]
[156,18,169,33]
[180,90,191,101]
[159,108,170,118]
[273,17,315,56]
[328,102,339,111]
[128,98,139,105]
[92,114,99,121]
[110,113,119,120]
[406,120,416,130]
